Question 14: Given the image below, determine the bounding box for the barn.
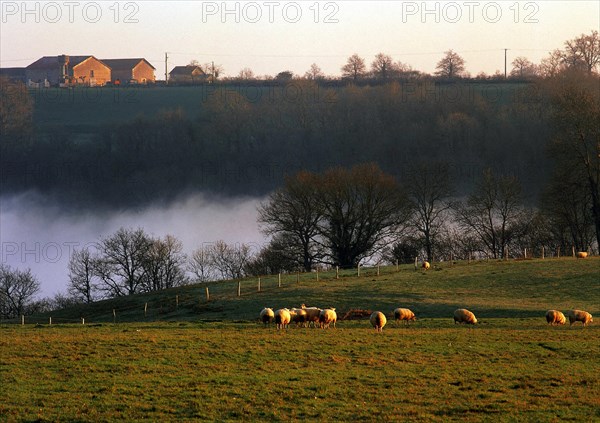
[26,55,111,86]
[101,58,156,84]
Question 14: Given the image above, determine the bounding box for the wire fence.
[1,250,593,326]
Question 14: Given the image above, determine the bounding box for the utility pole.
[165,52,169,84]
[504,49,508,79]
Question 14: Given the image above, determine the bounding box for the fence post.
[297,271,300,284]
[557,247,560,258]
[316,267,319,282]
[176,295,179,309]
[336,266,339,279]
[278,273,281,288]
[205,287,210,302]
[414,257,418,271]
[258,277,261,292]
[377,265,380,276]
[542,246,545,260]
[524,248,527,259]
[572,246,575,257]
[238,281,241,297]
[49,317,52,326]
[144,303,148,318]
[21,315,24,326]
[81,317,85,325]
[396,259,399,272]
[113,309,116,324]
[357,264,361,277]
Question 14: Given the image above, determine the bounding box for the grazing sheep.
[576,251,588,259]
[567,310,593,326]
[319,308,337,329]
[274,308,291,330]
[301,305,323,327]
[545,310,566,326]
[422,261,431,270]
[453,308,478,325]
[393,308,416,325]
[289,308,308,327]
[259,307,274,325]
[370,311,387,332]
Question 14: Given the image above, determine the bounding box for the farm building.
[26,55,111,86]
[168,65,207,83]
[101,58,156,84]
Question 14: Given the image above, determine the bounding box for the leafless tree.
[564,30,600,74]
[238,67,255,80]
[207,240,253,280]
[188,246,215,283]
[142,235,188,291]
[371,53,395,80]
[304,63,325,80]
[510,56,537,78]
[93,228,151,297]
[455,169,527,258]
[406,162,454,262]
[68,247,98,303]
[549,77,600,249]
[319,163,412,267]
[0,265,40,319]
[341,54,367,81]
[539,49,567,78]
[258,171,324,272]
[435,50,466,79]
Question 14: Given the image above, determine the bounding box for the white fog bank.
[0,192,266,297]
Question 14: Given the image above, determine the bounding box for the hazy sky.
[1,1,598,78]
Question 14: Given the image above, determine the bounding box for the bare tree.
[510,56,537,78]
[188,246,215,283]
[258,171,324,272]
[0,265,40,319]
[406,162,454,262]
[319,163,412,267]
[341,54,367,81]
[304,63,325,80]
[539,49,567,78]
[94,228,151,297]
[564,30,600,74]
[68,248,98,303]
[435,50,466,79]
[549,77,600,249]
[371,53,395,80]
[142,235,188,291]
[207,241,253,280]
[238,67,255,80]
[455,169,526,258]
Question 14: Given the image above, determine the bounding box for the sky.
[1,1,599,78]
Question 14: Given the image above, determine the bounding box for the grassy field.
[1,258,599,421]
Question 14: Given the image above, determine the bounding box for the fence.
[1,251,593,326]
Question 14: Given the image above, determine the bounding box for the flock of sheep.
[259,306,593,331]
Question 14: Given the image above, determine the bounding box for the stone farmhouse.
[15,55,156,87]
[101,58,156,84]
[168,65,207,83]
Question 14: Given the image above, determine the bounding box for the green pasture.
[1,319,598,422]
[32,257,600,324]
[1,257,599,421]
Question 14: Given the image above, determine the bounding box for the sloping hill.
[30,257,599,324]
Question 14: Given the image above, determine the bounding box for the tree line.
[218,30,599,81]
